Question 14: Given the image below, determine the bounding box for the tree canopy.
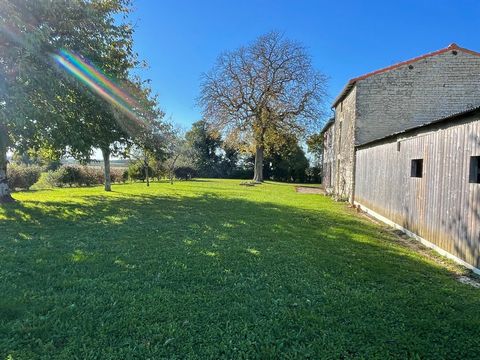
[185,120,222,178]
[199,31,327,182]
[0,0,164,198]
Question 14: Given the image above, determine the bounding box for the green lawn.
[1,180,479,359]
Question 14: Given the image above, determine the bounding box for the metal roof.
[357,105,480,148]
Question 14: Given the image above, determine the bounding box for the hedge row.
[8,164,128,189]
[41,165,128,187]
[7,164,43,190]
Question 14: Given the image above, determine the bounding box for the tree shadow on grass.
[1,192,480,359]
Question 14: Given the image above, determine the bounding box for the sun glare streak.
[52,49,146,128]
[59,50,140,109]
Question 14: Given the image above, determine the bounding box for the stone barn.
[320,118,335,193]
[324,43,480,202]
[354,107,480,273]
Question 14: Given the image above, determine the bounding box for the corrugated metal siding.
[355,116,480,268]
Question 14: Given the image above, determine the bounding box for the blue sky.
[129,0,480,127]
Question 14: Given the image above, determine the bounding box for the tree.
[0,123,11,202]
[220,143,240,178]
[185,120,222,177]
[85,78,164,191]
[199,31,327,182]
[306,133,324,168]
[48,17,159,192]
[162,127,194,184]
[263,132,309,182]
[0,0,143,199]
[127,123,168,187]
[127,157,155,182]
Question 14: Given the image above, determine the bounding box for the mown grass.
[0,179,479,359]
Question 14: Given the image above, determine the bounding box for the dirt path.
[295,186,325,194]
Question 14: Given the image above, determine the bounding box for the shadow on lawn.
[0,191,475,292]
[1,191,480,358]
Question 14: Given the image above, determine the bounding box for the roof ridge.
[332,43,480,107]
[350,43,480,83]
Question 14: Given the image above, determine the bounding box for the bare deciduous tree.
[199,31,327,182]
[161,125,193,184]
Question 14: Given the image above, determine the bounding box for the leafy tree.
[0,123,11,201]
[185,120,222,177]
[199,31,327,182]
[125,94,169,187]
[0,0,69,202]
[127,158,155,182]
[88,79,164,191]
[306,166,322,183]
[220,144,240,178]
[12,145,62,171]
[0,0,157,199]
[49,13,162,192]
[264,134,309,182]
[174,166,197,180]
[306,133,324,168]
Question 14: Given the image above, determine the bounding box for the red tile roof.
[332,44,480,107]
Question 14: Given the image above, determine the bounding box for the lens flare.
[52,49,145,127]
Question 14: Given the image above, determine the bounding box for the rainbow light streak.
[52,49,144,125]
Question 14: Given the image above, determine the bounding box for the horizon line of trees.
[8,117,324,187]
[180,119,322,183]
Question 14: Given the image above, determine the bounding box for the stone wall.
[355,49,480,145]
[322,122,335,194]
[333,86,356,201]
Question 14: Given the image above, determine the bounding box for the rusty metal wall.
[355,114,480,268]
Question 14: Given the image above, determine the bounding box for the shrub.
[37,165,104,188]
[81,166,103,186]
[174,166,197,180]
[7,164,43,190]
[228,167,253,180]
[110,167,128,183]
[60,165,83,186]
[122,169,129,182]
[127,161,154,182]
[19,164,129,189]
[31,171,58,189]
[127,161,144,181]
[45,167,67,187]
[45,160,62,172]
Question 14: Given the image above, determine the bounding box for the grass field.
[1,180,479,359]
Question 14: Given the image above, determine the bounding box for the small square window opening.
[411,159,423,178]
[469,156,480,184]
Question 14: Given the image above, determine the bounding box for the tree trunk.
[253,144,264,182]
[145,157,150,187]
[0,124,13,203]
[169,154,180,185]
[102,148,112,192]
